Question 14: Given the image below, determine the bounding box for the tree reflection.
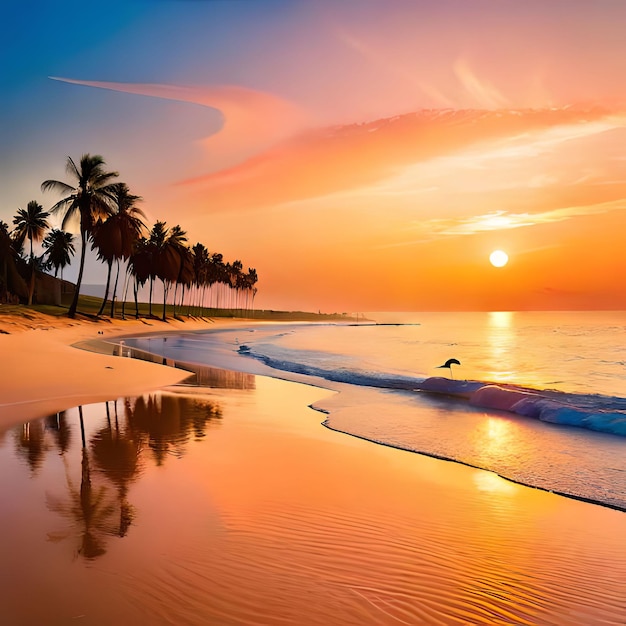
[91,401,142,537]
[13,420,47,473]
[124,392,222,466]
[45,411,72,454]
[38,390,223,560]
[47,406,118,559]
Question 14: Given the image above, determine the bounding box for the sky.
[2,0,626,312]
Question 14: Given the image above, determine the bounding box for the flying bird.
[437,358,461,379]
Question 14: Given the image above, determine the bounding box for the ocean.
[124,310,626,510]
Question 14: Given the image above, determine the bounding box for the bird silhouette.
[437,358,461,379]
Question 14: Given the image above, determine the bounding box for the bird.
[437,358,461,379]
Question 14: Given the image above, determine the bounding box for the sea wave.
[238,344,423,389]
[240,345,626,438]
[417,378,626,437]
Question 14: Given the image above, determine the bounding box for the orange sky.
[4,1,626,311]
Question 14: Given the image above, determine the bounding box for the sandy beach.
[2,311,626,625]
[0,311,250,428]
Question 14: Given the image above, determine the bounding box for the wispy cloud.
[376,201,626,248]
[425,200,626,235]
[453,58,510,108]
[48,77,307,162]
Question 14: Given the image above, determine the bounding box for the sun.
[489,250,509,267]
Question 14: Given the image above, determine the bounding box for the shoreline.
[96,320,626,515]
[0,310,261,429]
[0,307,351,430]
[3,308,626,518]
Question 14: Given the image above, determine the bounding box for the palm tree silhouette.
[141,221,189,321]
[146,222,168,317]
[190,242,210,316]
[41,154,119,318]
[91,183,146,317]
[12,200,50,305]
[42,228,75,283]
[173,242,194,318]
[0,220,28,302]
[126,236,151,319]
[159,224,188,321]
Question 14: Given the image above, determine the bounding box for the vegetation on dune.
[3,153,260,321]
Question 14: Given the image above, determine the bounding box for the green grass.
[7,293,358,323]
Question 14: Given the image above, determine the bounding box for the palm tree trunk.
[148,277,153,317]
[27,237,34,306]
[68,231,87,318]
[134,279,139,319]
[172,281,178,318]
[98,260,113,316]
[162,280,168,322]
[121,267,131,319]
[110,260,121,318]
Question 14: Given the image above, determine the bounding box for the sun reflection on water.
[485,311,516,383]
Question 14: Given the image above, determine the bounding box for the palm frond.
[92,171,120,188]
[47,196,75,213]
[41,179,76,195]
[65,155,81,180]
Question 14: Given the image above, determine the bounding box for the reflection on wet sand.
[11,392,223,561]
[75,338,256,390]
[123,393,222,465]
[176,362,256,390]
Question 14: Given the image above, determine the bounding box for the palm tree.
[0,221,28,303]
[146,222,168,317]
[0,221,11,300]
[91,183,145,317]
[173,243,194,318]
[126,236,151,319]
[13,200,50,305]
[245,267,258,314]
[190,243,209,315]
[42,229,75,282]
[41,154,119,318]
[161,225,188,321]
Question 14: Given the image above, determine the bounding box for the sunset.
[2,2,626,624]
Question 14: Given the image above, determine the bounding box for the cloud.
[407,200,626,240]
[48,77,307,162]
[177,104,626,212]
[453,58,510,108]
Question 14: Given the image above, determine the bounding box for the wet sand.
[1,318,626,624]
[0,313,249,427]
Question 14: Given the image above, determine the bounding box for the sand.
[0,309,247,428]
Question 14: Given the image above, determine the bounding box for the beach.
[1,313,626,625]
[0,312,248,428]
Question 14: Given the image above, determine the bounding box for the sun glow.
[489,250,509,267]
